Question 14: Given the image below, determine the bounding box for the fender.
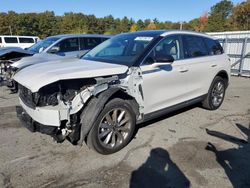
[77,87,121,145]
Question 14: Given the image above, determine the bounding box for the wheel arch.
[215,70,229,88]
[77,87,139,146]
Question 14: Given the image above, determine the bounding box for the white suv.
[14,30,230,154]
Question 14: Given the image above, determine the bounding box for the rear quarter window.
[4,37,18,43]
[19,37,34,43]
[204,38,224,55]
[182,35,209,58]
[0,37,2,43]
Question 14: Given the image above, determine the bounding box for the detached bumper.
[16,106,58,135]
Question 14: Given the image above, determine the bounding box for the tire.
[202,76,226,110]
[6,80,14,88]
[87,98,136,155]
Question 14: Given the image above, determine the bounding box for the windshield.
[28,37,60,53]
[82,34,156,66]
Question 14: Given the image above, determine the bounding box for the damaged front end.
[16,67,144,145]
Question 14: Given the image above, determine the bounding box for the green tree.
[211,0,234,19]
[146,21,157,30]
[60,12,88,34]
[103,15,116,34]
[0,11,19,35]
[137,19,145,30]
[37,11,59,37]
[130,23,138,32]
[231,0,250,30]
[117,16,130,33]
[205,0,234,32]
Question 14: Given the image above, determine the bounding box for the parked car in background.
[25,34,110,59]
[0,36,40,71]
[14,30,230,154]
[0,47,34,62]
[6,34,111,92]
[0,35,40,49]
[0,34,110,63]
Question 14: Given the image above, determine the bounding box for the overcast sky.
[0,0,244,22]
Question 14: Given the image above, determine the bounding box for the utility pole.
[9,26,12,35]
[180,22,183,30]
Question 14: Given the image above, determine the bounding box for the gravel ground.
[0,76,250,188]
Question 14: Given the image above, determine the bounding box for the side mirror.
[49,46,60,54]
[38,47,44,53]
[152,55,174,67]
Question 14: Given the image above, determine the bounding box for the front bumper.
[16,106,58,135]
[19,97,68,127]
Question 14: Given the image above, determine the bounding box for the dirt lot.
[0,77,250,188]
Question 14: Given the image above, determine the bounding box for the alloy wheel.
[98,108,132,149]
[211,81,225,107]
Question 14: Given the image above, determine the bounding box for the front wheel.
[87,98,136,155]
[202,76,226,110]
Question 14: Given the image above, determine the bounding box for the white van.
[0,36,40,49]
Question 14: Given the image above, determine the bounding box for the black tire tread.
[202,76,226,110]
[87,98,136,155]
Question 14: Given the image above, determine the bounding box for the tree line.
[0,0,249,38]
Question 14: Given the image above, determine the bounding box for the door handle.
[179,68,189,73]
[211,64,217,67]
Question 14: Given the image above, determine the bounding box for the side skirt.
[141,95,206,123]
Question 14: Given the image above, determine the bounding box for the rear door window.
[80,37,102,50]
[57,38,79,52]
[19,37,34,43]
[182,35,209,58]
[204,38,224,55]
[4,37,18,43]
[0,37,2,43]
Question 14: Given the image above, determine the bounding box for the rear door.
[180,35,215,100]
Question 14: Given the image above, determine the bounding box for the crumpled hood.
[11,53,65,69]
[0,47,34,61]
[13,58,128,92]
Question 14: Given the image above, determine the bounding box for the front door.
[141,35,191,114]
[56,37,80,57]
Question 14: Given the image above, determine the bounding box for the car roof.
[46,34,112,39]
[161,30,216,39]
[0,35,39,38]
[117,30,166,37]
[118,30,216,40]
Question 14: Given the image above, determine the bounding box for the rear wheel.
[87,98,136,155]
[202,76,226,110]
